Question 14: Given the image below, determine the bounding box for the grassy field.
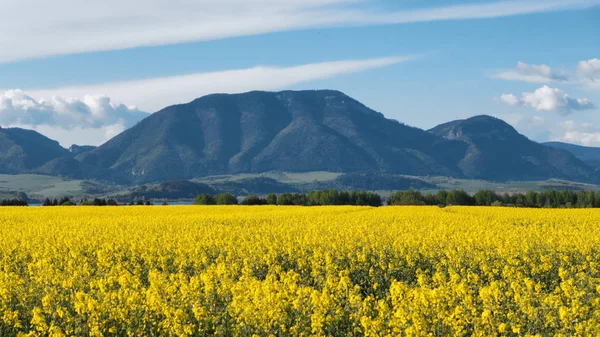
[0,174,125,200]
[1,172,599,201]
[196,171,600,193]
[193,171,342,184]
[1,206,599,335]
[0,174,89,199]
[409,175,600,194]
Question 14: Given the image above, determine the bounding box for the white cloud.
[492,61,568,83]
[5,123,127,148]
[0,90,147,146]
[494,113,551,141]
[0,90,148,129]
[491,58,600,90]
[0,0,598,63]
[497,112,545,127]
[499,93,521,106]
[555,120,600,146]
[497,111,600,147]
[578,58,600,80]
[577,58,600,90]
[560,132,600,146]
[25,56,415,112]
[499,85,595,115]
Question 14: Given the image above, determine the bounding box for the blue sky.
[0,0,598,146]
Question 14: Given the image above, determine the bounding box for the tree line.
[194,191,383,206]
[41,198,155,206]
[388,189,600,208]
[5,189,600,208]
[0,199,28,206]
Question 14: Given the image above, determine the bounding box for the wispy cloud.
[1,0,598,63]
[24,56,415,112]
[491,61,569,83]
[491,58,600,89]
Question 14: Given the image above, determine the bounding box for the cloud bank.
[499,85,595,115]
[1,0,598,62]
[0,90,148,129]
[0,90,148,147]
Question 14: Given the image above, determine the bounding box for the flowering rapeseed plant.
[1,206,599,336]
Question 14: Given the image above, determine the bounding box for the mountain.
[0,127,69,173]
[1,91,598,186]
[429,115,594,182]
[544,142,600,168]
[0,128,105,179]
[33,156,110,180]
[78,90,467,183]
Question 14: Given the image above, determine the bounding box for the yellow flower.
[0,206,599,335]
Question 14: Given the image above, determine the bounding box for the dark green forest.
[388,189,600,208]
[4,189,600,208]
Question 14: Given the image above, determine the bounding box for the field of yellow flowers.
[1,206,600,336]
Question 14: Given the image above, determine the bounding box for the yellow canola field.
[1,206,600,336]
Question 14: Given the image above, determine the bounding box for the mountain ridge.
[0,127,69,173]
[76,90,467,183]
[545,142,600,169]
[429,115,593,182]
[0,90,597,185]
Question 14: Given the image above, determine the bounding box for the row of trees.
[194,193,239,205]
[11,189,600,208]
[0,199,28,206]
[288,191,382,206]
[194,193,267,205]
[389,189,600,208]
[389,190,473,206]
[473,189,600,208]
[194,191,383,206]
[80,198,120,206]
[42,197,76,206]
[42,198,156,206]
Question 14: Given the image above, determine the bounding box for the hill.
[78,90,466,183]
[1,91,598,186]
[0,127,69,173]
[429,115,594,182]
[544,142,600,168]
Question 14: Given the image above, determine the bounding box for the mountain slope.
[429,116,594,182]
[0,127,69,173]
[3,91,596,185]
[78,90,467,183]
[544,142,600,168]
[69,145,96,155]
